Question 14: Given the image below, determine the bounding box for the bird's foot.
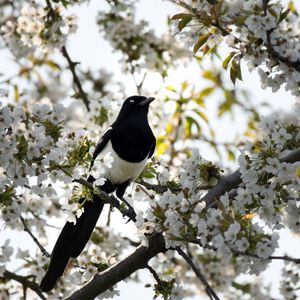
[124,206,137,223]
[118,197,137,223]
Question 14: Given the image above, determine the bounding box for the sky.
[1,0,300,299]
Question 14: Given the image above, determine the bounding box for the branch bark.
[73,178,136,222]
[2,270,45,300]
[64,233,166,300]
[202,147,300,207]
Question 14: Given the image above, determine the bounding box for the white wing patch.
[92,140,148,184]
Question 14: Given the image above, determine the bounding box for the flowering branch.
[176,247,220,300]
[234,251,300,264]
[2,270,45,300]
[203,147,300,208]
[20,216,50,258]
[63,233,166,300]
[138,180,181,194]
[193,240,300,264]
[73,177,136,222]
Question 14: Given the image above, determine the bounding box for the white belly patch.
[92,141,148,184]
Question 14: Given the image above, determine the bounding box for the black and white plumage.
[40,95,156,292]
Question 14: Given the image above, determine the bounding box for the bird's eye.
[129,100,134,104]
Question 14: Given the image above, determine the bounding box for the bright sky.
[1,0,300,299]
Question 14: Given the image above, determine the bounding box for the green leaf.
[199,86,215,98]
[193,34,209,54]
[45,60,61,71]
[13,85,19,103]
[278,8,290,24]
[202,70,216,82]
[230,59,242,84]
[171,13,193,20]
[181,80,188,91]
[222,52,237,70]
[230,66,237,85]
[236,15,248,26]
[185,116,201,137]
[178,16,192,31]
[227,149,235,161]
[0,186,15,207]
[165,86,176,93]
[139,163,156,179]
[288,1,299,16]
[195,109,209,124]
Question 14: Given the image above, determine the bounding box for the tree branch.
[64,233,166,300]
[20,216,50,258]
[138,180,181,194]
[73,178,136,222]
[176,247,220,300]
[146,264,164,291]
[2,270,46,300]
[193,239,300,264]
[202,147,300,207]
[61,46,90,111]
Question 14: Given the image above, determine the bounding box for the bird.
[40,95,156,292]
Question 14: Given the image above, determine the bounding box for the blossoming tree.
[0,0,300,299]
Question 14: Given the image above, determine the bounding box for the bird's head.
[118,95,155,119]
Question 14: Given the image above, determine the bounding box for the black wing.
[148,134,156,158]
[91,126,114,166]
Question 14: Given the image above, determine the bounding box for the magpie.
[40,95,156,292]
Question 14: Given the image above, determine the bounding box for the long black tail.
[40,193,105,292]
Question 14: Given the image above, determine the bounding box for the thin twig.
[61,46,90,111]
[192,239,300,264]
[147,264,164,291]
[3,270,46,300]
[20,216,50,258]
[176,247,220,300]
[138,180,181,194]
[137,184,155,199]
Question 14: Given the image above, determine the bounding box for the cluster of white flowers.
[137,104,299,293]
[0,239,13,276]
[0,101,101,230]
[171,0,300,96]
[279,261,300,300]
[236,112,300,231]
[97,0,190,74]
[1,1,77,58]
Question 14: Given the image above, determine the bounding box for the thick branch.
[64,233,166,300]
[61,46,90,111]
[3,270,45,300]
[202,147,300,207]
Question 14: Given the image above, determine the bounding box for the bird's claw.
[125,207,137,223]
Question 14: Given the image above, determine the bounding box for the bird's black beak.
[139,97,155,106]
